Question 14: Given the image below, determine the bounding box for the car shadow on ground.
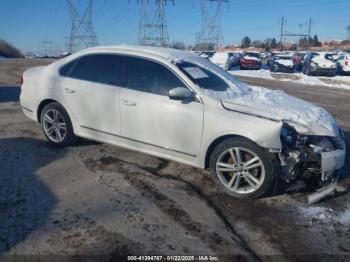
[0,137,67,254]
[0,86,20,103]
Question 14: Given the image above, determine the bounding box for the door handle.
[64,88,76,94]
[122,100,137,106]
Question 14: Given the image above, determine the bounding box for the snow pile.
[297,204,350,225]
[230,69,274,79]
[229,70,350,90]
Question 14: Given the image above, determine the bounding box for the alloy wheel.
[215,147,265,194]
[43,109,67,143]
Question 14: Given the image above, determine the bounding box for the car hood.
[311,56,336,68]
[275,59,294,67]
[210,86,339,136]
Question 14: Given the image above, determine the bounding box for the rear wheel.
[209,137,275,199]
[40,103,77,146]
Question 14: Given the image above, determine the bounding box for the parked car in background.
[270,54,295,73]
[199,51,215,60]
[336,53,350,75]
[210,52,233,70]
[227,52,241,67]
[240,52,262,70]
[302,52,337,76]
[20,45,346,200]
[267,52,283,67]
[292,52,307,71]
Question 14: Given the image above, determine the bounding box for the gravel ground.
[0,59,349,260]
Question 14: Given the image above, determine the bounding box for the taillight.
[19,74,23,85]
[345,61,348,66]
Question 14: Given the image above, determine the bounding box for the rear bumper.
[271,65,294,73]
[240,64,261,69]
[311,67,336,76]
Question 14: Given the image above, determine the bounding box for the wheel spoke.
[244,173,257,189]
[47,126,55,135]
[58,122,66,130]
[217,162,233,168]
[246,162,262,170]
[56,128,63,141]
[229,148,237,163]
[245,172,260,186]
[227,173,238,188]
[244,157,259,168]
[53,110,59,121]
[232,174,241,191]
[217,162,234,172]
[44,114,54,125]
[235,148,242,164]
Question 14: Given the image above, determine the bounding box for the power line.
[138,0,175,47]
[279,16,313,50]
[66,0,99,53]
[196,0,229,48]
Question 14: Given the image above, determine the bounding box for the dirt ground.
[0,59,350,261]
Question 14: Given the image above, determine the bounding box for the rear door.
[58,54,123,135]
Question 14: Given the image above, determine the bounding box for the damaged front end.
[278,123,346,202]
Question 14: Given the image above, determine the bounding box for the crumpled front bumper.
[321,149,346,173]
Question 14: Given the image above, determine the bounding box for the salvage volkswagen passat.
[20,46,346,199]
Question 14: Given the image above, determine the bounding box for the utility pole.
[308,18,312,37]
[279,16,285,50]
[279,16,314,51]
[138,0,174,47]
[196,0,229,50]
[297,23,303,51]
[66,0,98,53]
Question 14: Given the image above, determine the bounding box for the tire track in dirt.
[78,152,260,261]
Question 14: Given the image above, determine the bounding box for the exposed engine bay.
[279,123,345,185]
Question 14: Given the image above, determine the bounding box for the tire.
[40,102,77,146]
[209,137,275,199]
[306,66,312,76]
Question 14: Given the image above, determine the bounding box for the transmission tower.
[196,0,229,49]
[66,0,98,53]
[138,0,174,47]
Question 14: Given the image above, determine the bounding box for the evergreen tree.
[241,36,251,48]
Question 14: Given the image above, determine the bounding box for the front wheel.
[209,137,275,199]
[40,102,77,146]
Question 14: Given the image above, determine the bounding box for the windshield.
[275,56,292,60]
[177,61,230,91]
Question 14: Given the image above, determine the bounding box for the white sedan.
[20,45,346,199]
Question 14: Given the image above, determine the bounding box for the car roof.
[78,45,198,62]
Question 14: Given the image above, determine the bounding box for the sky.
[1,0,349,53]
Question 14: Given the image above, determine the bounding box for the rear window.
[59,54,123,86]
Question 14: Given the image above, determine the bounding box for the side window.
[63,54,123,86]
[59,60,77,77]
[126,56,184,96]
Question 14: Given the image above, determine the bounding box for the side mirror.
[168,87,195,101]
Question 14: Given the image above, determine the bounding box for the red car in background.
[292,52,307,70]
[240,52,262,70]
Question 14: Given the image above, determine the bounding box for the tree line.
[240,35,321,50]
